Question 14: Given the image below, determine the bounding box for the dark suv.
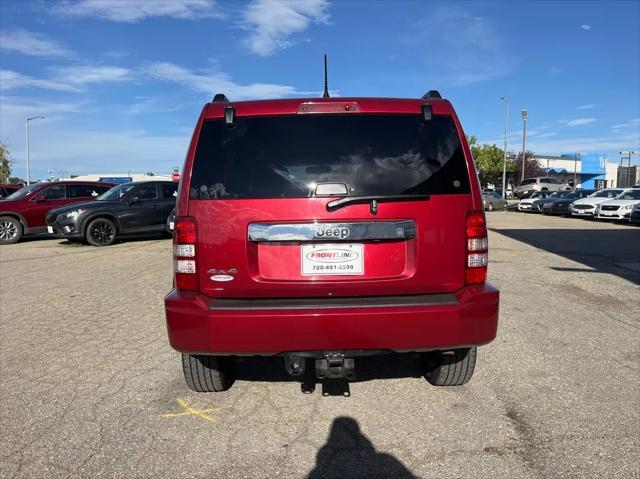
[0,181,113,244]
[165,92,500,392]
[46,181,178,246]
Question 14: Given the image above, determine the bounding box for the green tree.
[0,143,11,183]
[471,143,505,186]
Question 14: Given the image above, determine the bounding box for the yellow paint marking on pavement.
[161,398,220,422]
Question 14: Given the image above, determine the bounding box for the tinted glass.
[191,114,471,199]
[96,183,135,201]
[5,183,41,200]
[618,189,640,200]
[161,183,178,199]
[520,179,536,185]
[593,189,623,198]
[132,183,158,200]
[42,185,65,200]
[67,184,103,198]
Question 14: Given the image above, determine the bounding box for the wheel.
[86,217,117,246]
[182,354,234,392]
[488,202,494,211]
[0,216,23,245]
[422,347,477,386]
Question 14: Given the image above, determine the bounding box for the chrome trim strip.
[210,293,457,310]
[248,220,416,242]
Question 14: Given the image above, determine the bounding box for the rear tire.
[86,217,117,246]
[0,216,23,245]
[182,354,234,392]
[422,347,477,386]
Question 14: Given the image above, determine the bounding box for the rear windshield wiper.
[326,194,430,214]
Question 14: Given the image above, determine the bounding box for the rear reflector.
[175,259,196,274]
[467,253,488,268]
[174,244,195,257]
[298,102,361,114]
[465,211,488,285]
[467,238,488,251]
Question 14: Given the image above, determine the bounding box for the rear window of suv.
[190,114,471,199]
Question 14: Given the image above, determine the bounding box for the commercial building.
[532,153,618,189]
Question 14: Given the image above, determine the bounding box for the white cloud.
[577,104,597,110]
[53,0,221,22]
[581,24,592,30]
[143,61,312,99]
[243,0,329,56]
[479,131,639,156]
[0,29,72,57]
[0,70,78,92]
[0,66,131,92]
[610,118,640,129]
[536,132,558,138]
[565,118,597,127]
[403,6,517,85]
[53,66,131,85]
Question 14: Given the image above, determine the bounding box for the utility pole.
[25,116,45,185]
[521,109,528,181]
[620,151,640,187]
[500,97,509,199]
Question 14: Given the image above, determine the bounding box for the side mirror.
[128,196,140,205]
[35,195,46,202]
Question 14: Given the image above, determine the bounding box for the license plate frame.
[47,226,53,234]
[301,243,364,276]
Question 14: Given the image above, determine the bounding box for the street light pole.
[520,109,528,181]
[25,116,45,185]
[500,97,509,199]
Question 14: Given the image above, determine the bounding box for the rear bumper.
[165,284,500,355]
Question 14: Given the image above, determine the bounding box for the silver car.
[515,177,571,198]
[482,191,508,211]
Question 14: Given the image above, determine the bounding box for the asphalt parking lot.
[1,213,638,478]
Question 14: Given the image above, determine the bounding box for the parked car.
[0,181,114,244]
[165,91,500,392]
[517,191,552,211]
[0,184,22,199]
[482,191,508,211]
[530,190,575,213]
[629,202,640,225]
[46,180,178,246]
[540,189,597,215]
[570,188,625,217]
[514,177,571,198]
[594,189,640,220]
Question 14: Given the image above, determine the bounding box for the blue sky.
[1,0,639,180]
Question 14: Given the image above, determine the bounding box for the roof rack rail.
[422,90,442,100]
[212,93,229,103]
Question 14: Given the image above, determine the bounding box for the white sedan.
[594,189,640,220]
[571,188,625,217]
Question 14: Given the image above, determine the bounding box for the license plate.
[47,226,53,234]
[301,243,364,276]
[169,221,174,230]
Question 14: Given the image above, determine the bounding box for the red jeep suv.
[0,181,114,244]
[165,91,499,392]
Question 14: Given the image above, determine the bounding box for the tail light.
[465,211,488,284]
[174,216,198,291]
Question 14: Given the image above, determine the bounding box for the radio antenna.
[323,53,330,98]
